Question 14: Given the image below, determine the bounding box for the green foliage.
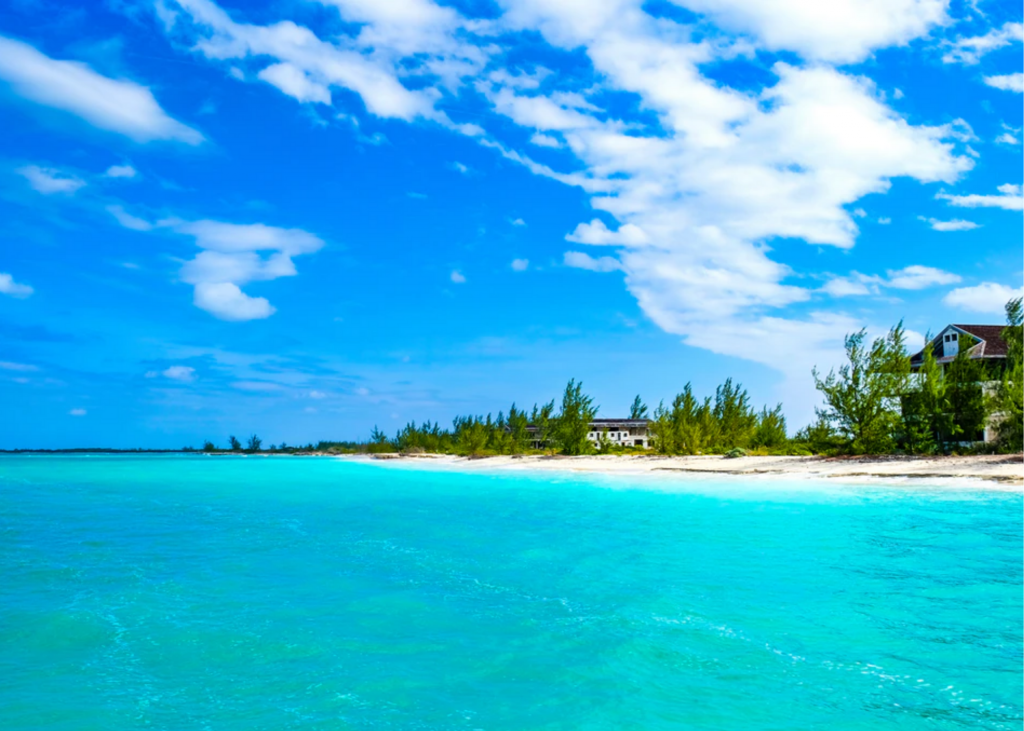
[629,395,648,420]
[228,435,242,451]
[724,447,747,459]
[246,434,262,452]
[995,297,1023,452]
[368,425,393,453]
[751,404,787,449]
[649,379,759,454]
[202,440,216,452]
[552,379,598,455]
[812,323,910,454]
[945,335,988,445]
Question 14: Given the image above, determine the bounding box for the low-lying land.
[357,452,1024,486]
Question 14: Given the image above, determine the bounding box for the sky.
[0,0,1021,449]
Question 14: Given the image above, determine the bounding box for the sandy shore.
[352,452,1024,487]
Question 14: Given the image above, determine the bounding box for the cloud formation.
[109,210,324,320]
[17,165,85,194]
[984,73,1024,93]
[938,184,1024,210]
[943,282,1024,314]
[0,35,203,144]
[0,272,35,298]
[943,22,1023,65]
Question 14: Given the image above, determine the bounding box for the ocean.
[1,455,1020,730]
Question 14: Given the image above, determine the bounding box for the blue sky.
[0,0,1021,449]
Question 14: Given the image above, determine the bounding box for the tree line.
[200,298,1022,458]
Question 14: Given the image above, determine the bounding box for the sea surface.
[0,455,1021,730]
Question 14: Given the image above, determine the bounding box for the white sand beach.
[353,452,1024,487]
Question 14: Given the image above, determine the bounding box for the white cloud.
[69,408,87,416]
[0,35,202,144]
[450,161,470,174]
[17,165,84,194]
[996,132,1020,145]
[937,184,1024,210]
[921,217,980,231]
[821,275,875,297]
[984,73,1024,93]
[0,360,38,371]
[943,282,1024,314]
[511,258,529,271]
[257,63,332,104]
[163,365,196,381]
[309,390,327,399]
[530,132,561,148]
[669,0,948,63]
[878,217,891,224]
[822,265,960,296]
[510,217,526,226]
[0,272,33,298]
[943,22,1024,65]
[884,264,960,289]
[194,282,275,321]
[107,205,154,231]
[450,270,466,283]
[105,164,138,179]
[107,211,323,320]
[564,251,621,272]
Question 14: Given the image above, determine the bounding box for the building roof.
[589,418,651,427]
[909,323,1009,365]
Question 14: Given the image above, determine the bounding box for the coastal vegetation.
[182,298,1023,459]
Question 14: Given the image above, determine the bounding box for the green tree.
[995,297,1023,451]
[246,434,262,452]
[530,400,556,453]
[812,323,910,454]
[507,404,530,454]
[228,435,242,451]
[368,426,391,453]
[713,378,756,449]
[900,340,942,454]
[202,440,217,452]
[552,379,597,455]
[629,395,648,420]
[751,404,787,449]
[945,334,988,446]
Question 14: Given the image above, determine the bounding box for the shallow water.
[1,455,1020,730]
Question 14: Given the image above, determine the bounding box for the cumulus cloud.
[920,217,980,231]
[943,22,1024,65]
[69,408,87,416]
[105,164,138,179]
[943,282,1024,313]
[670,0,947,63]
[450,270,466,283]
[0,272,33,298]
[510,217,526,226]
[163,365,196,381]
[563,251,621,272]
[107,210,323,320]
[0,35,202,143]
[17,165,84,194]
[937,184,1024,210]
[511,258,529,271]
[984,73,1024,93]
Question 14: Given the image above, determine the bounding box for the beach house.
[586,419,652,449]
[523,418,653,449]
[908,323,1009,442]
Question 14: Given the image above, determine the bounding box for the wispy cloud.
[0,35,202,143]
[984,73,1024,93]
[938,184,1023,210]
[943,22,1023,65]
[17,165,84,194]
[920,217,979,231]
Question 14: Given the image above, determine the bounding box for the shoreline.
[347,453,1024,489]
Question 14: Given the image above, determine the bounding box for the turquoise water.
[1,456,1021,730]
